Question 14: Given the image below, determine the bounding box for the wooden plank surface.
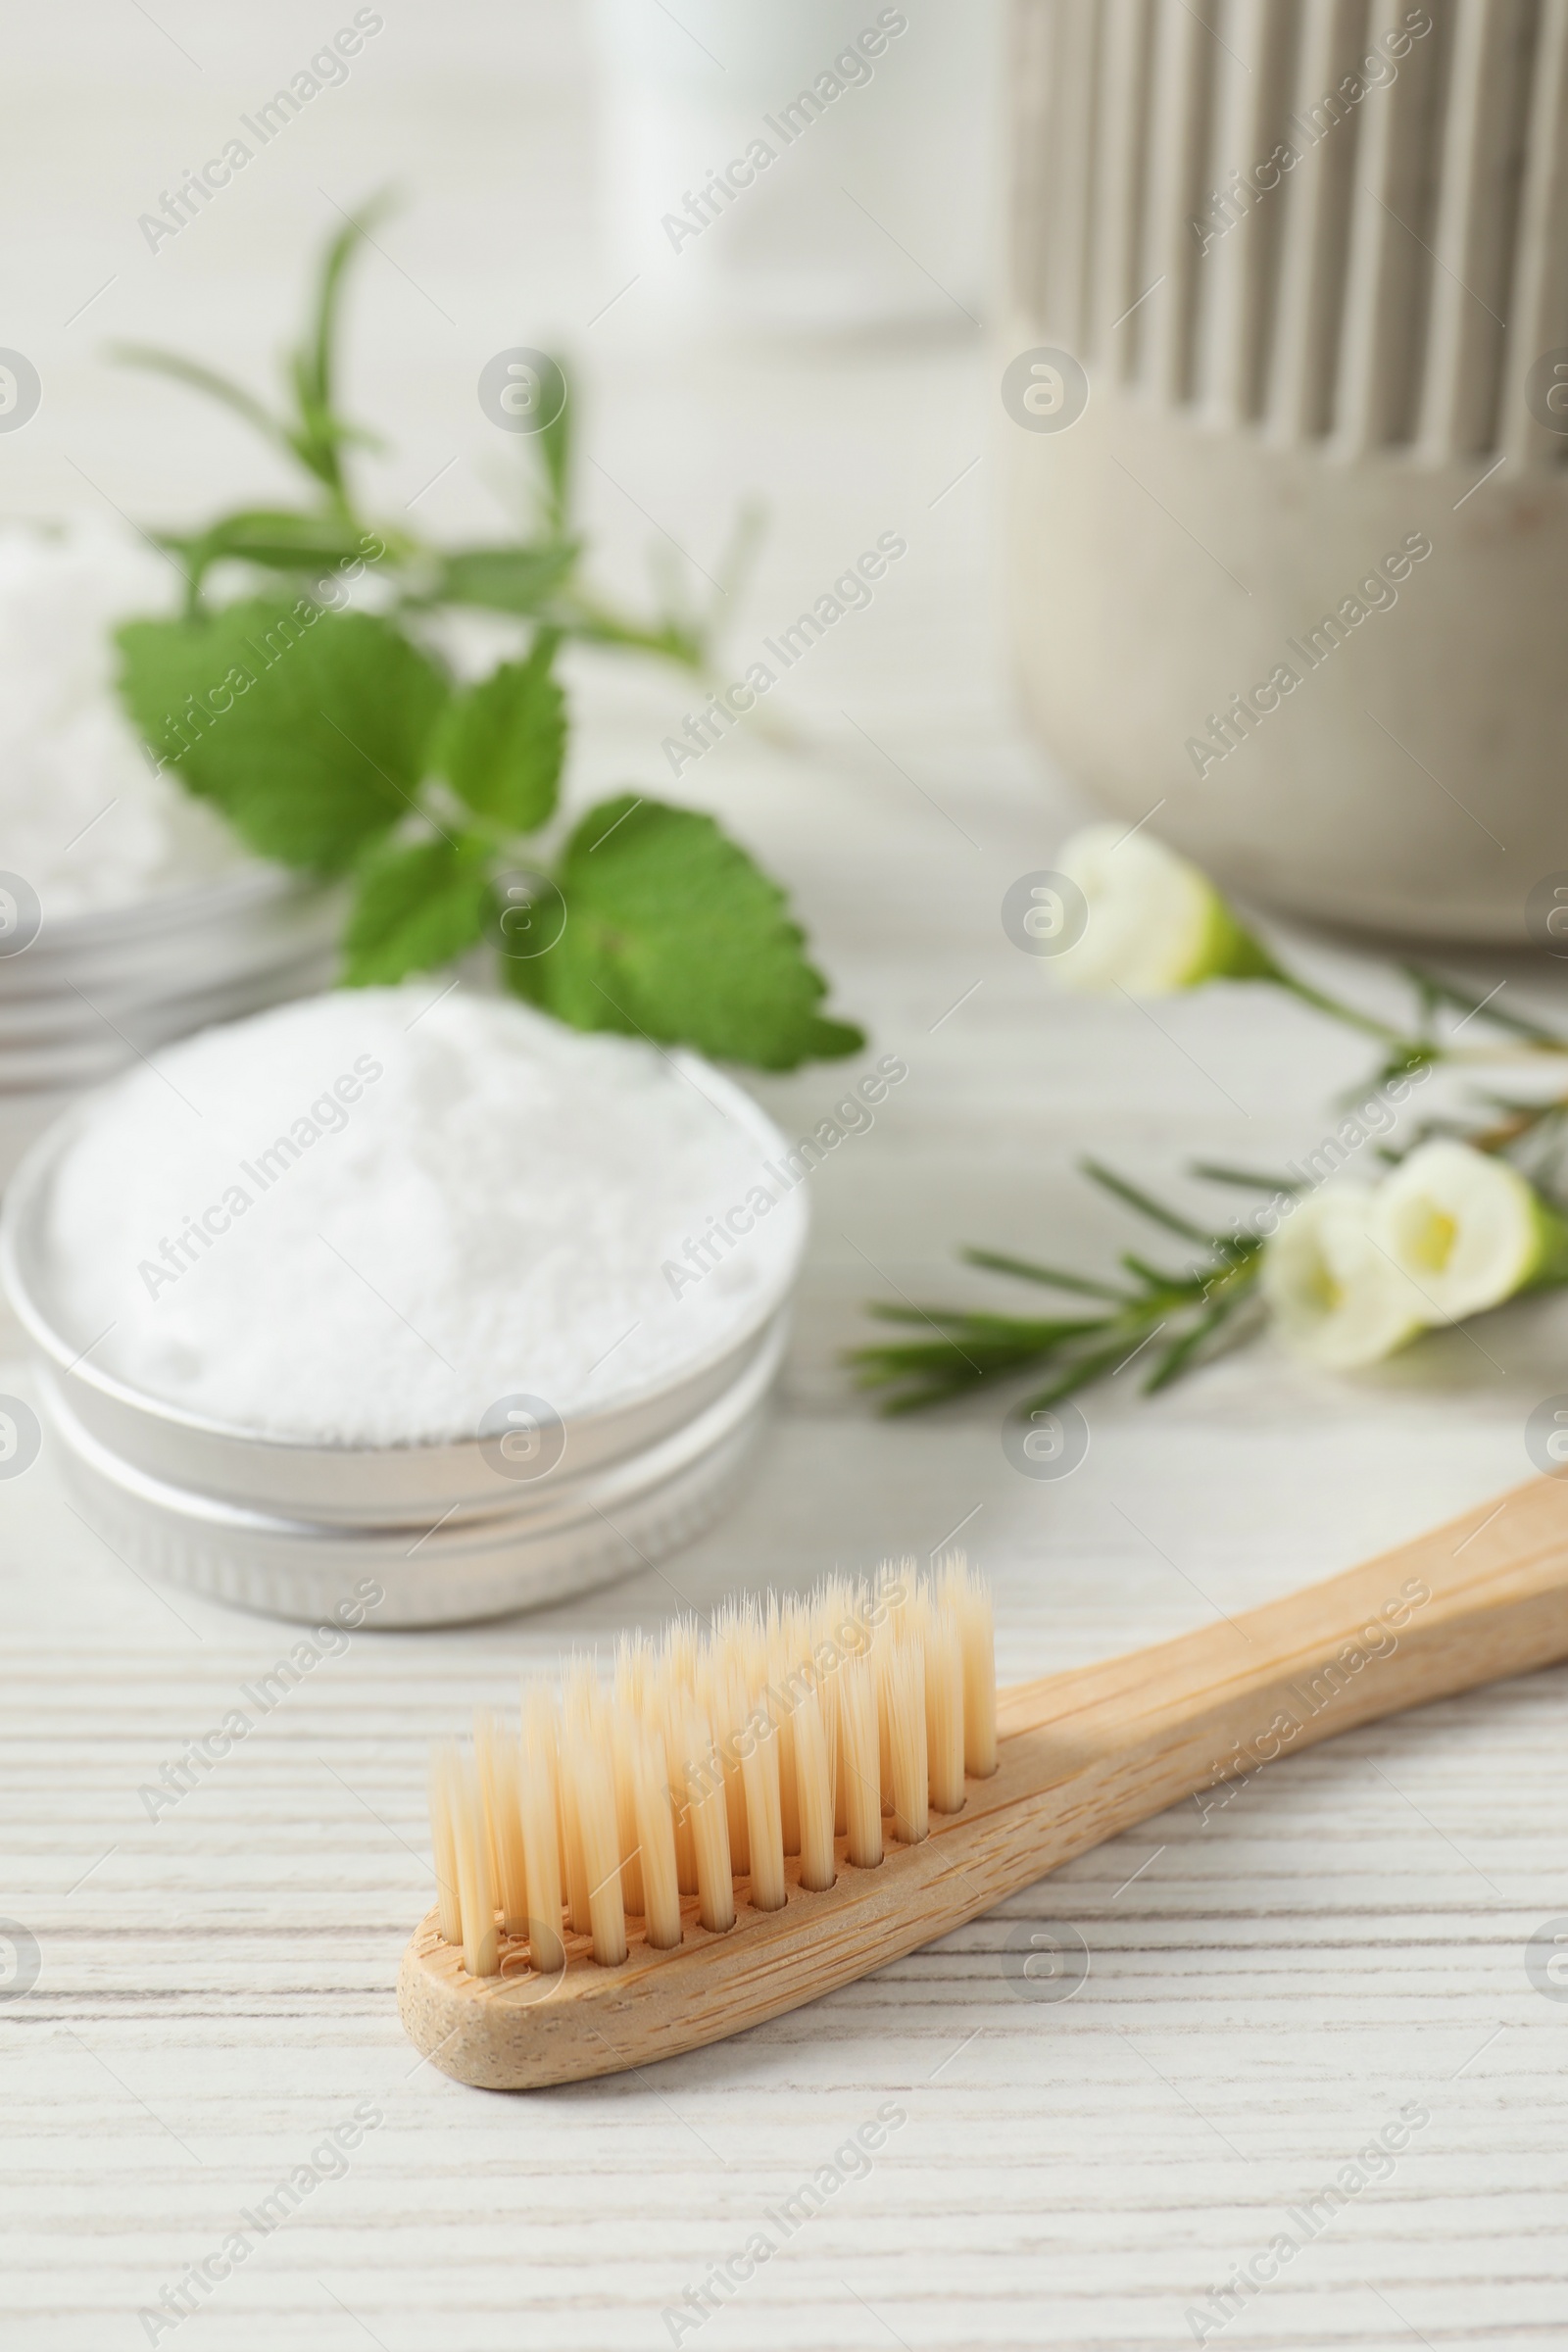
[5,6,1568,2345]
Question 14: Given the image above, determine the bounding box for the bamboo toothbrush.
[399,1475,1568,2090]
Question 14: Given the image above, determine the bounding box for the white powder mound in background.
[44,989,808,1446]
[0,517,243,919]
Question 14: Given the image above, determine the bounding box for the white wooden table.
[6,8,1568,2346]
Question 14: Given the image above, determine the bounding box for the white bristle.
[679,1703,735,1934]
[662,1619,701,1690]
[792,1681,836,1891]
[816,1599,849,1838]
[941,1553,998,1778]
[614,1635,650,1714]
[838,1652,884,1870]
[425,1562,998,1979]
[656,1672,700,1897]
[632,1724,682,1949]
[885,1635,929,1845]
[428,1743,463,1945]
[925,1602,966,1815]
[562,1681,627,1967]
[768,1612,803,1857]
[452,1748,499,1978]
[560,1667,594,1938]
[612,1717,646,1917]
[882,1563,915,1639]
[475,1710,528,1935]
[706,1652,752,1880]
[740,1711,786,1911]
[519,1686,565,1976]
[874,1626,896,1817]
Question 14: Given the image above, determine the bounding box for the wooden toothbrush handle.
[400,1478,1568,2089]
[994,1473,1568,1833]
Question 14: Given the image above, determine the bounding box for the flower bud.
[1261,1187,1426,1369]
[1370,1140,1568,1321]
[1051,825,1278,997]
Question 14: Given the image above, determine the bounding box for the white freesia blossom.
[1051,824,1274,996]
[1371,1140,1568,1321]
[1261,1186,1426,1370]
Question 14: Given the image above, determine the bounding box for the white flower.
[1371,1140,1568,1321]
[1051,824,1275,996]
[1261,1186,1425,1370]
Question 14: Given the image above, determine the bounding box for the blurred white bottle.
[589,0,1001,333]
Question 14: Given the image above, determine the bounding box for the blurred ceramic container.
[1004,0,1568,943]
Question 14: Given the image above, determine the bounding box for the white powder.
[43,988,807,1446]
[0,518,243,920]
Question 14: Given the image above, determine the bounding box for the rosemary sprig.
[848,1162,1268,1416]
[858,838,1568,1415]
[853,958,1568,1417]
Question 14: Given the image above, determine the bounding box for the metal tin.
[1,1049,806,1627]
[32,1318,785,1627]
[0,864,326,963]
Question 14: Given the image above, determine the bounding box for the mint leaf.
[433,543,578,615]
[116,598,449,873]
[343,834,493,985]
[513,795,863,1069]
[433,637,565,833]
[165,508,383,596]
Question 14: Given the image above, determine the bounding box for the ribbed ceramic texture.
[1009,0,1568,468]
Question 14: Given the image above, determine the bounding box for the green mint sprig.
[110,199,861,1072]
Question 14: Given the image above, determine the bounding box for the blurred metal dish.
[34,1314,787,1628]
[0,898,339,1025]
[0,865,333,982]
[0,949,338,1087]
[0,869,342,1184]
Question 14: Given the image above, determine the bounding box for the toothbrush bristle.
[428,1744,463,1947]
[427,1556,998,1977]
